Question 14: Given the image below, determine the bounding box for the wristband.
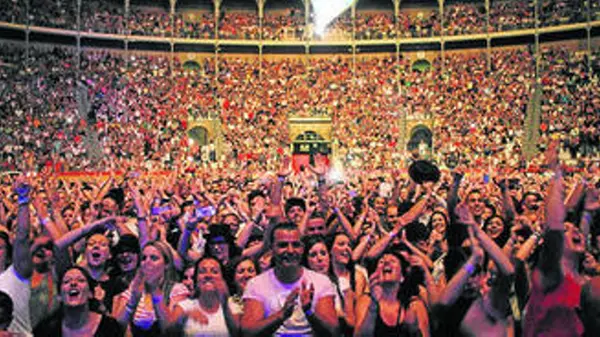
[125,302,136,313]
[18,195,30,205]
[152,294,163,305]
[464,262,476,276]
[40,217,50,226]
[304,308,314,317]
[277,176,286,183]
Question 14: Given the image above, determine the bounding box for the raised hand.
[281,289,299,320]
[130,269,145,301]
[368,269,384,303]
[277,155,293,178]
[300,281,315,314]
[455,202,476,226]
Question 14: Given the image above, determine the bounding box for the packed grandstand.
[0,0,599,336]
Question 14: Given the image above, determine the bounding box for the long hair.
[143,240,178,303]
[226,256,257,296]
[192,256,225,299]
[483,215,510,247]
[58,265,102,312]
[327,233,358,311]
[370,249,423,309]
[301,235,329,269]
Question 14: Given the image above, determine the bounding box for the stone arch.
[188,126,209,146]
[183,60,201,71]
[407,125,433,152]
[412,59,431,72]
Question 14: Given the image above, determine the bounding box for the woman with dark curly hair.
[354,250,429,337]
[33,266,123,337]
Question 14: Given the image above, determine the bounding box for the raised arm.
[54,216,119,251]
[437,229,484,306]
[13,179,33,279]
[538,143,565,291]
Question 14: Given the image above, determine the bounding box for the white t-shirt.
[177,299,229,337]
[242,267,335,337]
[0,265,32,336]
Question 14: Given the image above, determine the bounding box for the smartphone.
[151,206,171,216]
[196,206,216,218]
[483,174,490,185]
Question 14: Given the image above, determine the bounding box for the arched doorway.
[183,60,201,71]
[292,131,331,171]
[188,126,209,146]
[407,125,433,158]
[412,59,431,72]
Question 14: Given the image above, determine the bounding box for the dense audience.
[0,4,600,337]
[0,135,599,336]
[1,41,599,173]
[2,0,597,40]
[489,0,534,32]
[443,3,486,36]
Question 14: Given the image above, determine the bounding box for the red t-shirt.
[524,271,584,337]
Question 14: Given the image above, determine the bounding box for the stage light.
[311,0,354,36]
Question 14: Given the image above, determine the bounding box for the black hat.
[113,234,140,255]
[408,160,440,184]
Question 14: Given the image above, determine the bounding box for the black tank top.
[374,306,416,337]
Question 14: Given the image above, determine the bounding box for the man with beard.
[241,222,338,337]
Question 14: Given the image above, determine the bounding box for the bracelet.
[304,308,314,317]
[532,231,543,241]
[277,176,286,183]
[40,217,50,226]
[125,302,136,313]
[464,262,476,276]
[151,294,163,305]
[17,195,30,205]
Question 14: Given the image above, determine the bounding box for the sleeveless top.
[523,271,584,337]
[374,305,415,337]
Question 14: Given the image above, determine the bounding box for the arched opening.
[188,126,209,147]
[407,125,433,157]
[292,131,331,171]
[412,59,431,72]
[183,60,201,71]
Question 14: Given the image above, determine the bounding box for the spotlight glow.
[311,0,354,36]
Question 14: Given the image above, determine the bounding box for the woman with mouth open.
[354,250,430,337]
[168,257,241,336]
[33,266,123,337]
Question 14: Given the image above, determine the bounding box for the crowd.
[0,136,599,336]
[1,40,599,172]
[2,0,597,40]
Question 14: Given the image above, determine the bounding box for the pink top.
[524,270,583,337]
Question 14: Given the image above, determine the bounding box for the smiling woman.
[169,257,239,337]
[33,266,123,337]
